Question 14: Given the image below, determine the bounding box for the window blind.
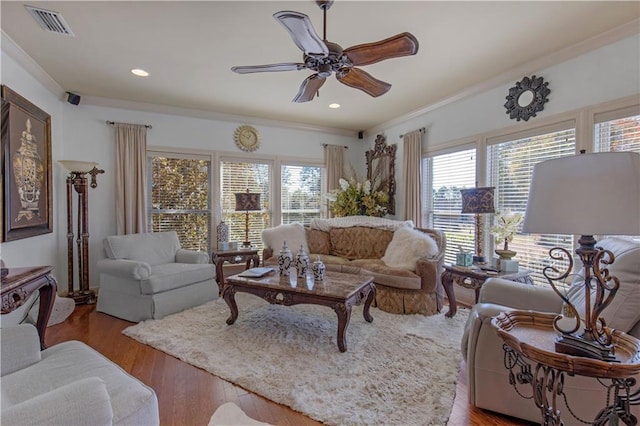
[488,126,576,285]
[148,155,211,251]
[422,148,476,265]
[281,164,324,225]
[220,160,271,252]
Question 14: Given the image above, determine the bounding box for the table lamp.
[522,151,640,360]
[235,189,261,248]
[460,186,495,263]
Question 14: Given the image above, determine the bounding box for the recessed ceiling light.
[131,68,149,77]
[329,103,340,109]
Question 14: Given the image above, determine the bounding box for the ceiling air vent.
[25,5,75,36]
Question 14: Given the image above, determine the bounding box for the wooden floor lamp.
[59,160,104,304]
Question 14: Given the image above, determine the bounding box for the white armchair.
[462,237,640,423]
[97,231,218,322]
[1,324,159,425]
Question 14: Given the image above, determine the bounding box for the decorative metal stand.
[64,165,104,304]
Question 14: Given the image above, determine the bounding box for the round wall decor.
[234,125,260,152]
[504,75,550,122]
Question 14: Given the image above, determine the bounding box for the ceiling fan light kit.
[231,0,419,103]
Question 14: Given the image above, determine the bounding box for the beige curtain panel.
[402,130,422,225]
[115,123,148,235]
[325,144,346,191]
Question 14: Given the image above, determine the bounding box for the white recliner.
[462,237,640,424]
[1,324,159,425]
[97,231,218,322]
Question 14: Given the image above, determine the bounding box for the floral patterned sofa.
[262,217,446,315]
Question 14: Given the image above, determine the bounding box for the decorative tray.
[492,310,640,379]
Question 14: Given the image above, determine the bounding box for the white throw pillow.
[261,223,309,255]
[381,227,439,271]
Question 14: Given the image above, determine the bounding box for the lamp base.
[555,334,616,362]
[68,289,97,305]
[472,255,485,264]
[242,241,252,248]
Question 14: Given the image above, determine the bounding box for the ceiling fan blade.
[293,74,326,103]
[231,63,305,74]
[337,68,391,98]
[273,11,328,57]
[344,32,419,66]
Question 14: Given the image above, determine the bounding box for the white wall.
[366,34,640,220]
[0,52,65,281]
[1,53,360,290]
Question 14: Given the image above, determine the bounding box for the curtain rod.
[399,127,425,138]
[322,143,349,149]
[106,121,152,129]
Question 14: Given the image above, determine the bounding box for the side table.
[442,265,533,317]
[212,248,260,288]
[1,265,58,349]
[493,310,640,425]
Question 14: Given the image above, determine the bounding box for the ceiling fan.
[230,0,419,103]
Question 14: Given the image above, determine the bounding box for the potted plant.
[490,209,523,260]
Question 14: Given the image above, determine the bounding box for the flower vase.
[495,239,517,260]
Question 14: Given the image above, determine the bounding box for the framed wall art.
[1,85,53,242]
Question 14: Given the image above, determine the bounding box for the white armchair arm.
[478,278,563,313]
[175,249,209,264]
[1,377,113,426]
[1,324,42,376]
[97,258,151,280]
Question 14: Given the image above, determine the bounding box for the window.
[594,107,640,239]
[220,160,271,252]
[148,154,211,251]
[422,148,476,265]
[487,123,576,285]
[281,164,324,225]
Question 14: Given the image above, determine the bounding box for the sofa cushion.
[329,227,393,260]
[261,223,309,254]
[104,231,180,266]
[141,263,215,294]
[306,228,331,255]
[359,260,421,290]
[381,227,439,271]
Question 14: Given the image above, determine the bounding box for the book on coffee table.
[238,267,275,278]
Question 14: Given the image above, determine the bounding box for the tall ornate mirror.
[366,134,396,215]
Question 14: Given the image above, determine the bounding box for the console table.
[441,265,533,317]
[493,310,640,425]
[212,248,260,288]
[1,265,57,349]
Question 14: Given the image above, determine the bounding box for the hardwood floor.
[46,304,532,426]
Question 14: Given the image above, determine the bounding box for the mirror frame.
[504,75,550,122]
[366,134,396,215]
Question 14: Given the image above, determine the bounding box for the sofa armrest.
[1,324,42,376]
[96,258,151,280]
[478,278,563,313]
[263,247,274,263]
[1,377,113,425]
[176,249,209,264]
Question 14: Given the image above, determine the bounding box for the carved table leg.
[442,271,457,318]
[222,286,238,325]
[36,275,57,349]
[251,254,260,268]
[362,283,375,323]
[334,302,352,353]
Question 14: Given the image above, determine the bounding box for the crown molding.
[1,31,65,98]
[366,19,640,136]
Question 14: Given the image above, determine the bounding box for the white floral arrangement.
[490,209,524,248]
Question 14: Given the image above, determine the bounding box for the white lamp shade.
[59,160,98,173]
[522,152,640,236]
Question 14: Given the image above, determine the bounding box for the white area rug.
[124,293,468,426]
[208,402,271,426]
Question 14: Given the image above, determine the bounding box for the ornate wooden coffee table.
[223,271,376,352]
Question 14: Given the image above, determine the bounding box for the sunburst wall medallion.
[504,75,550,122]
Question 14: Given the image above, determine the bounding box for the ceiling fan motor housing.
[304,40,352,77]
